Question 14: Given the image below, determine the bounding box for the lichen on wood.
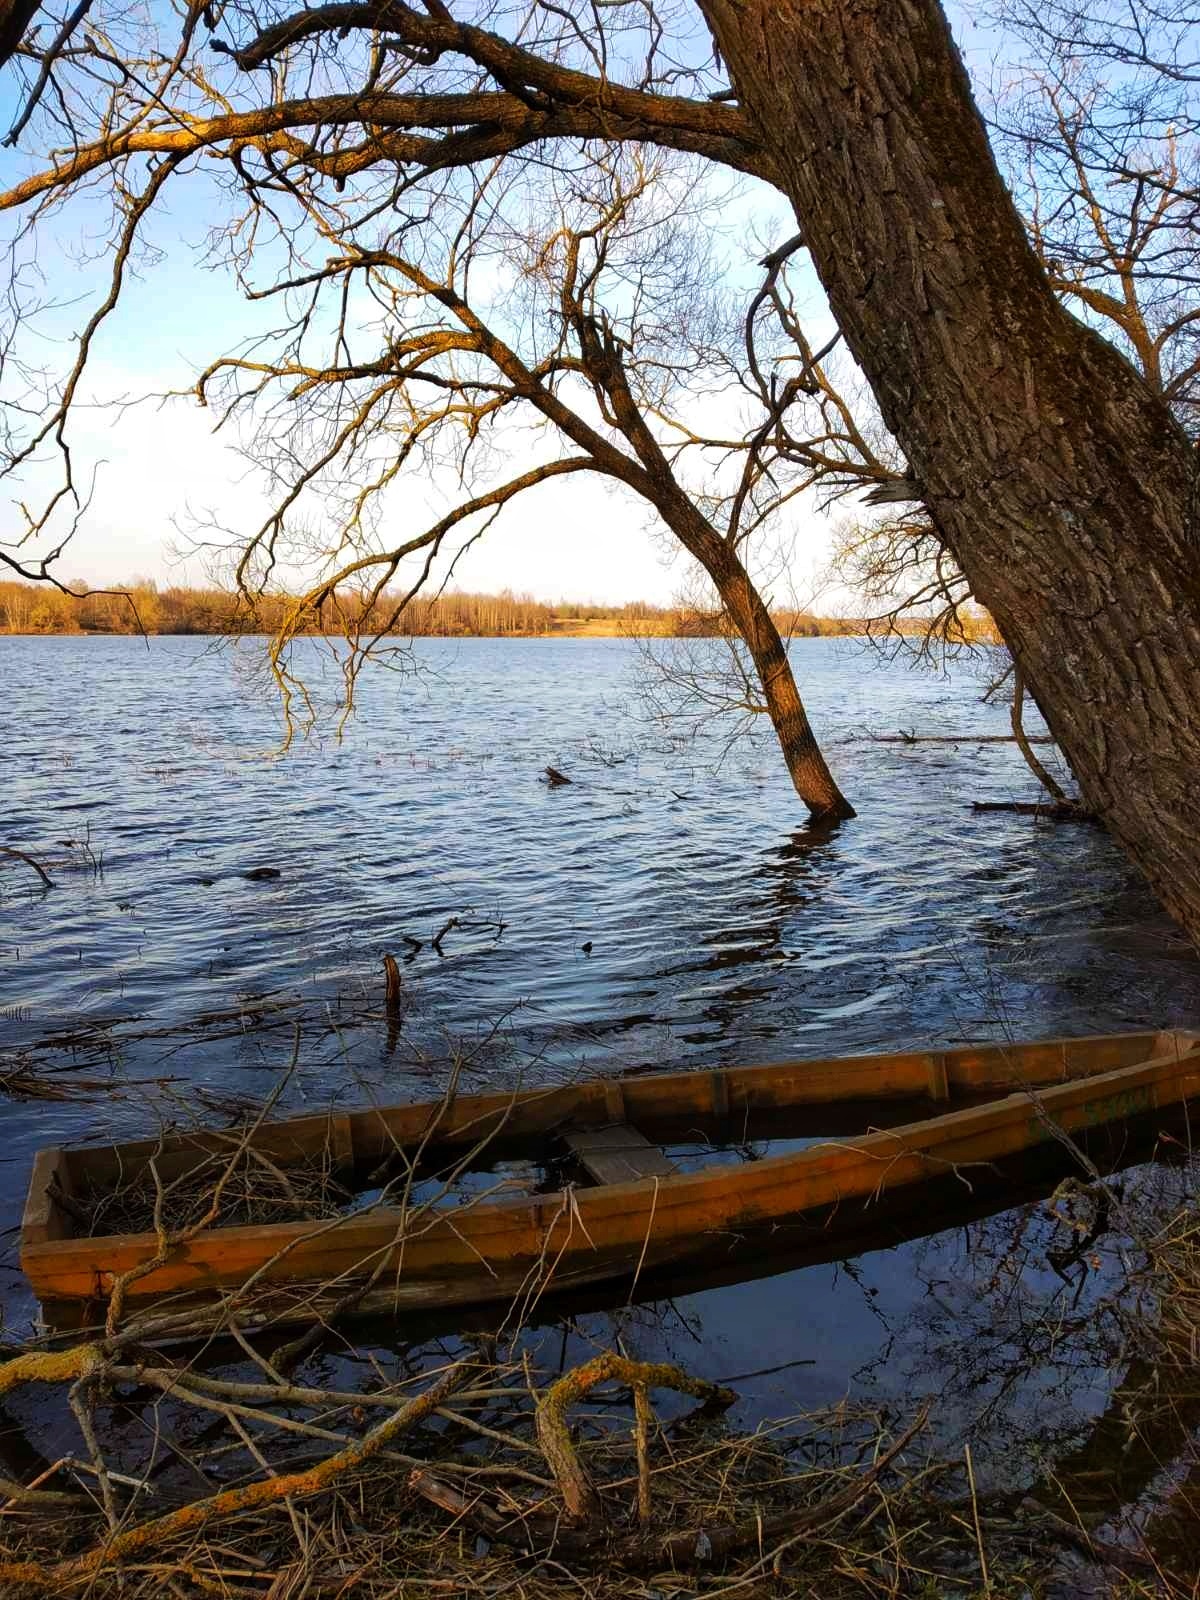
[535,1351,736,1520]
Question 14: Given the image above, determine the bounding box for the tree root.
[535,1353,736,1520]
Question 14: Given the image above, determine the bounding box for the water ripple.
[1,633,1198,1168]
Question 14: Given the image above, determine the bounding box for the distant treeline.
[0,580,865,639]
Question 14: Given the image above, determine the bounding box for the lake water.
[2,634,1199,1527]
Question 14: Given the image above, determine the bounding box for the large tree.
[2,0,1200,933]
[699,0,1200,936]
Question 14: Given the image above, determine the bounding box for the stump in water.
[382,953,403,1015]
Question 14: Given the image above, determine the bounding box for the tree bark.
[0,0,42,67]
[715,551,856,820]
[700,0,1200,939]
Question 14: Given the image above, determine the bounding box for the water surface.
[2,634,1197,1530]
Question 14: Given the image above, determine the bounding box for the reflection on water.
[2,634,1200,1566]
[484,1144,1200,1570]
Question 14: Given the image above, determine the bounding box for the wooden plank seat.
[564,1124,676,1185]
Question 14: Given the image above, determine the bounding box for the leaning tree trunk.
[711,547,855,821]
[700,0,1200,940]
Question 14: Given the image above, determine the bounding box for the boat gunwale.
[39,1028,1185,1178]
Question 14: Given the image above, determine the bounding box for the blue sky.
[0,1,1016,604]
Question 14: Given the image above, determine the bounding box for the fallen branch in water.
[866,732,1054,745]
[0,846,55,888]
[0,1060,167,1103]
[0,1471,88,1509]
[971,800,1096,822]
[1000,1501,1156,1578]
[0,1344,104,1397]
[0,1361,469,1593]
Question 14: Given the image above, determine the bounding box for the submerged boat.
[20,1029,1200,1328]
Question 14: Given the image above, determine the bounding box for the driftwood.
[0,1345,104,1397]
[997,1501,1156,1578]
[868,732,1053,745]
[535,1353,736,1520]
[544,765,573,785]
[0,1362,469,1594]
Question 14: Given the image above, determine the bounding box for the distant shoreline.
[0,580,865,641]
[0,625,865,640]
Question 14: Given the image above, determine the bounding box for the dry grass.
[80,1143,352,1236]
[0,1233,1193,1600]
[1147,1201,1200,1367]
[0,1054,146,1102]
[0,1345,1009,1600]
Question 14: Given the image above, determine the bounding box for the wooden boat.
[20,1029,1200,1328]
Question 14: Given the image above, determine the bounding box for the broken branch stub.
[383,952,402,1013]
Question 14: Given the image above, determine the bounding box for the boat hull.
[20,1031,1200,1325]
